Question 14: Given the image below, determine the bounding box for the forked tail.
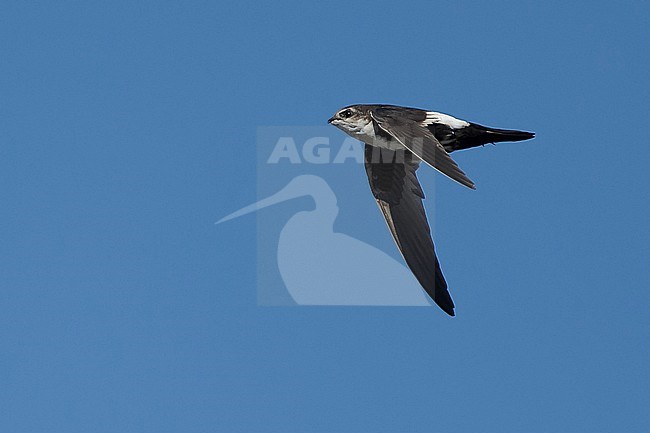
[452,123,535,151]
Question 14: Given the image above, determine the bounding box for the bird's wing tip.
[461,180,476,190]
[436,299,456,316]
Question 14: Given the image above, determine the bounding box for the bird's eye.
[340,109,353,118]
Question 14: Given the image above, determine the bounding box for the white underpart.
[333,118,403,151]
[421,111,470,129]
[355,119,404,151]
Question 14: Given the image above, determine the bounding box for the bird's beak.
[327,116,336,124]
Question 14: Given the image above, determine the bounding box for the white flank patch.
[422,111,470,129]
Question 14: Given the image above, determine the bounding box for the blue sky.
[1,1,649,432]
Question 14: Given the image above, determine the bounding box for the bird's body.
[328,104,534,315]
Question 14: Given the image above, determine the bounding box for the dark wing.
[364,145,455,316]
[371,107,476,189]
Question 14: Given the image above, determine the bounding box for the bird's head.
[328,105,370,134]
